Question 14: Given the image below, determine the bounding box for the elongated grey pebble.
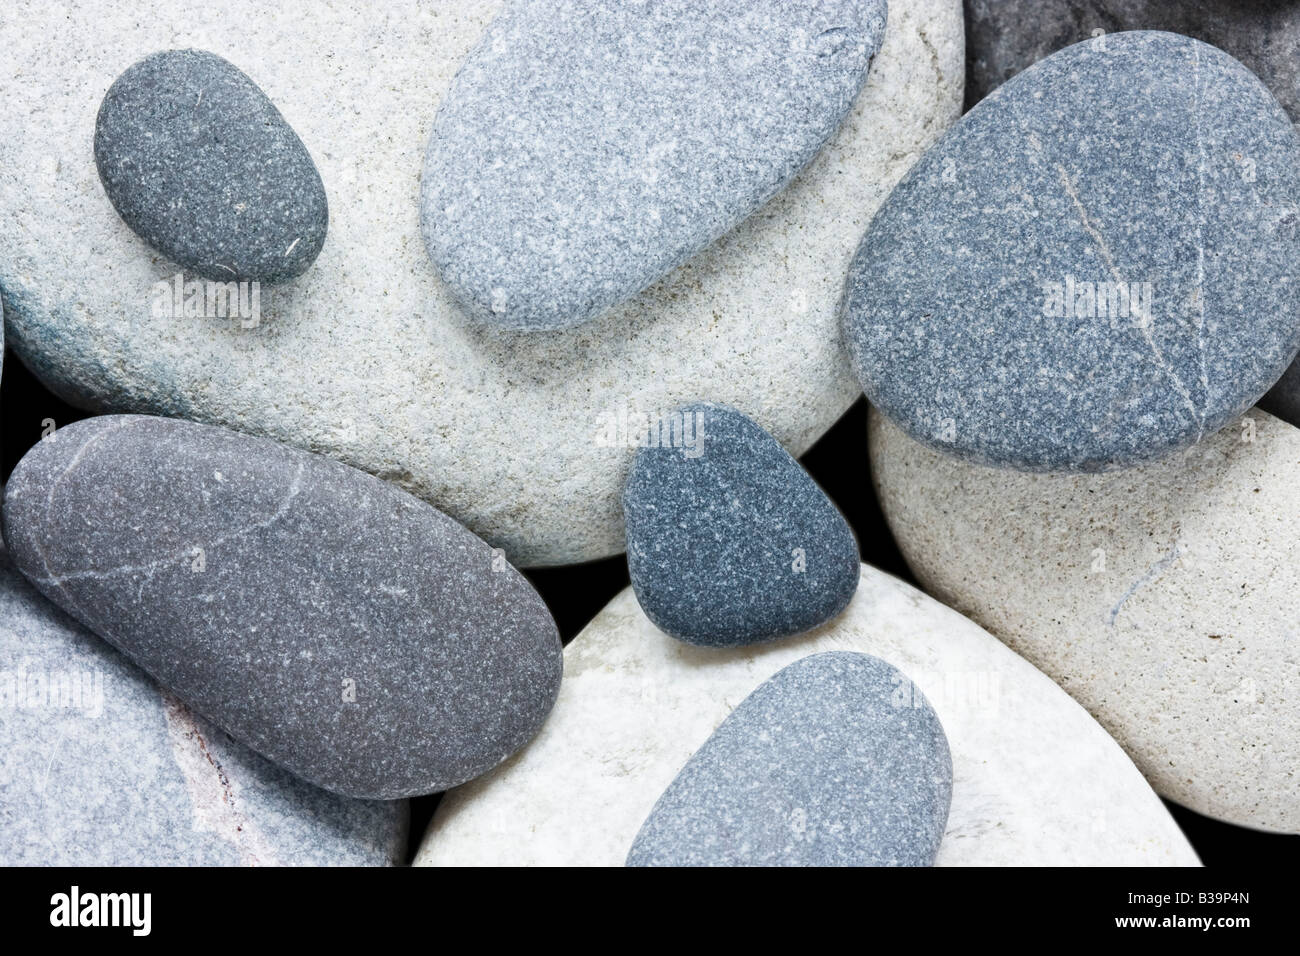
[1,415,563,800]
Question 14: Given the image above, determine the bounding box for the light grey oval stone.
[843,31,1300,471]
[1,415,563,800]
[627,651,952,866]
[0,542,406,866]
[422,0,888,329]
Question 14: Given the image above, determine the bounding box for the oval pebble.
[624,403,859,647]
[843,31,1300,471]
[416,566,1199,866]
[1,415,562,800]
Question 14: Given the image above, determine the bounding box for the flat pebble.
[870,404,1300,831]
[627,652,951,866]
[2,415,562,800]
[624,403,858,646]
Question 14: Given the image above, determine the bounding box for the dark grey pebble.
[624,402,858,647]
[1,415,562,800]
[94,49,328,283]
[421,0,887,330]
[843,31,1300,471]
[627,652,953,866]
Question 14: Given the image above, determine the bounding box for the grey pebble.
[1,415,562,800]
[0,540,406,866]
[843,31,1300,471]
[624,402,858,647]
[421,0,887,330]
[626,652,953,867]
[94,49,328,283]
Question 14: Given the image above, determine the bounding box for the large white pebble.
[416,565,1198,865]
[869,405,1300,832]
[0,0,963,566]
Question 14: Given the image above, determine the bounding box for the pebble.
[416,565,1200,865]
[627,652,951,866]
[94,49,328,283]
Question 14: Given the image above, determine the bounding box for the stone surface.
[627,652,951,866]
[416,565,1200,866]
[624,403,858,646]
[869,405,1300,832]
[0,542,406,866]
[422,0,887,330]
[1,415,562,800]
[94,49,328,283]
[842,31,1300,471]
[0,0,963,567]
[965,0,1300,118]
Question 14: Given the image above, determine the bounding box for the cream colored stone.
[0,0,963,566]
[869,405,1300,832]
[416,565,1198,865]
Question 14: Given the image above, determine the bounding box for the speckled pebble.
[870,404,1300,831]
[94,49,328,283]
[422,0,887,329]
[627,652,951,867]
[624,403,858,646]
[965,0,1300,119]
[1,415,562,800]
[0,542,406,866]
[843,30,1300,471]
[0,0,964,567]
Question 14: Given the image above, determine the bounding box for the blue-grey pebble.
[0,540,406,866]
[626,652,953,866]
[624,402,858,647]
[421,0,887,330]
[94,49,327,283]
[843,31,1300,471]
[1,415,562,800]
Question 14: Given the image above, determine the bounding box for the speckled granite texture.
[1,415,562,800]
[624,403,858,646]
[965,0,1300,118]
[843,31,1300,471]
[0,0,964,566]
[626,652,951,866]
[870,405,1300,832]
[0,543,406,866]
[421,0,887,330]
[94,49,327,283]
[418,566,1199,866]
